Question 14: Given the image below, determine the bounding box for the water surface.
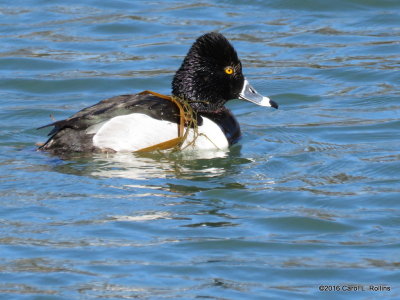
[1,0,399,299]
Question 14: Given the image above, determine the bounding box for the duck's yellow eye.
[224,66,234,75]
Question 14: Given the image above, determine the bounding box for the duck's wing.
[38,93,179,137]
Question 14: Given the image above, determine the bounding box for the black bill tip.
[270,99,279,109]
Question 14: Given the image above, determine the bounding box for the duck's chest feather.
[200,109,241,145]
[40,93,241,153]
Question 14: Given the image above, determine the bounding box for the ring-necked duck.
[38,32,278,154]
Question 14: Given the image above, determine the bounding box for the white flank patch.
[90,113,228,152]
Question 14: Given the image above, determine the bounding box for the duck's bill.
[238,79,278,109]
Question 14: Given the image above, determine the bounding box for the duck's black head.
[172,32,278,113]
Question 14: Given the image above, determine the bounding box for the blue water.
[1,0,400,299]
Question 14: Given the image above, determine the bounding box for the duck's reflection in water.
[89,148,236,180]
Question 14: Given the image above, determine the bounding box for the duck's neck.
[172,95,226,114]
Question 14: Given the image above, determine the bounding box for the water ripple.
[1,0,400,299]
